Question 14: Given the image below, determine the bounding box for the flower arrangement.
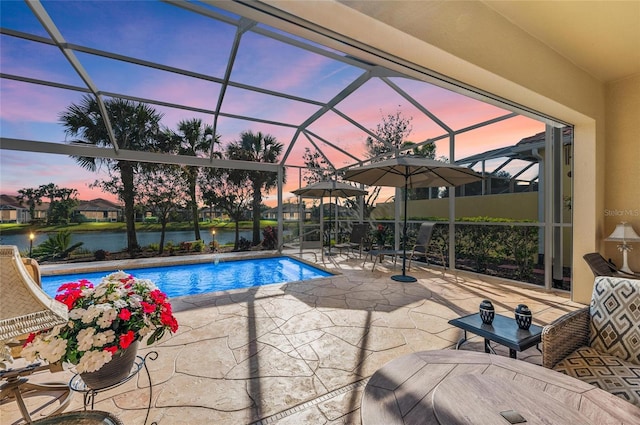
[21,271,178,374]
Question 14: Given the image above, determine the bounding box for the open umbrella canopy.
[291,180,368,198]
[343,156,482,189]
[291,180,367,257]
[343,156,482,282]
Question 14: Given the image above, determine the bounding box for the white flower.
[128,294,142,308]
[106,270,129,281]
[82,305,103,324]
[138,326,151,337]
[77,328,96,351]
[40,338,67,363]
[92,333,107,347]
[69,308,86,320]
[113,299,127,309]
[96,305,117,328]
[99,330,116,344]
[76,349,112,373]
[20,341,40,362]
[93,284,108,298]
[48,324,64,338]
[107,291,122,302]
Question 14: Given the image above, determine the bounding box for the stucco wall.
[604,74,640,271]
[373,192,539,221]
[263,0,635,303]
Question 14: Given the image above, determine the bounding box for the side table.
[69,351,157,425]
[448,313,542,358]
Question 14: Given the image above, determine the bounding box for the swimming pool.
[41,256,332,298]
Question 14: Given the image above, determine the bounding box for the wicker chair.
[542,275,640,406]
[0,245,72,422]
[583,252,640,278]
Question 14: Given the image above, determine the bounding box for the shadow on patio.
[1,256,583,425]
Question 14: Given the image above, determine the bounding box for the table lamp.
[605,222,640,273]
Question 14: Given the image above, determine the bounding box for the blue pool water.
[41,257,332,298]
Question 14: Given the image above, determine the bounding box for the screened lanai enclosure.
[0,1,572,289]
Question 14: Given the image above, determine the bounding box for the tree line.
[29,95,285,256]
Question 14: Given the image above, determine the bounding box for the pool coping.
[40,250,338,277]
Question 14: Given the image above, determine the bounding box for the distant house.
[0,194,48,223]
[264,203,310,221]
[75,198,122,222]
[0,194,29,223]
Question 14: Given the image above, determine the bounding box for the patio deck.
[2,251,584,424]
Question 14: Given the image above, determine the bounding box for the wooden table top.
[360,350,640,425]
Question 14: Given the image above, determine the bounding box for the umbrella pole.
[392,175,417,283]
[327,191,334,256]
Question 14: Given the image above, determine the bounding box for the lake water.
[40,256,332,298]
[0,229,251,253]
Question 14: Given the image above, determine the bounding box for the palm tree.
[227,131,283,245]
[59,95,162,255]
[16,187,42,223]
[164,118,218,241]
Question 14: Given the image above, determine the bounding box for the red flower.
[55,289,83,310]
[104,346,118,355]
[119,331,135,349]
[160,311,179,333]
[23,333,36,346]
[118,309,131,320]
[150,290,167,304]
[141,301,156,314]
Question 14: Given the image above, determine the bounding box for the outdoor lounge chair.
[583,252,640,278]
[407,222,436,270]
[0,245,72,423]
[335,223,369,258]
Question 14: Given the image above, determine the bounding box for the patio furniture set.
[362,274,640,423]
[2,242,639,424]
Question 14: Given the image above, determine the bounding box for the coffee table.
[448,312,542,358]
[361,350,640,425]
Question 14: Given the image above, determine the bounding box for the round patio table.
[361,349,640,424]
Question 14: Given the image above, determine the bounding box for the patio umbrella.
[292,180,368,255]
[343,156,482,282]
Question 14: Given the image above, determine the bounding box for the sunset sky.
[0,1,544,207]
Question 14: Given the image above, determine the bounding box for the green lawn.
[0,220,278,235]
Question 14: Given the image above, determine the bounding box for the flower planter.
[80,341,139,390]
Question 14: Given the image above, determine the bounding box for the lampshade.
[605,222,640,242]
[0,245,68,341]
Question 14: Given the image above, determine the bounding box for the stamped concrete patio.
[3,253,584,424]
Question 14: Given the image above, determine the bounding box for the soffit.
[482,0,640,83]
[340,0,640,83]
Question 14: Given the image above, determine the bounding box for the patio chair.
[407,222,435,270]
[541,275,640,406]
[0,245,72,423]
[335,223,369,258]
[583,252,640,278]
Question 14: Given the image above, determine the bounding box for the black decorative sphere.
[514,304,532,330]
[479,299,495,325]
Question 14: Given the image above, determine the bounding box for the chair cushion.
[589,276,640,365]
[553,346,640,407]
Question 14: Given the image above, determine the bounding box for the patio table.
[361,349,640,424]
